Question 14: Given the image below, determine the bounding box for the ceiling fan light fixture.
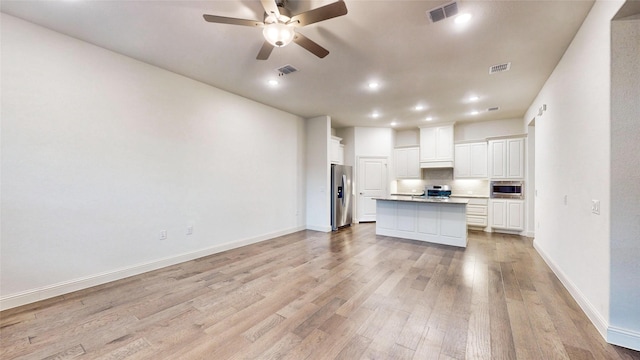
[263,22,295,47]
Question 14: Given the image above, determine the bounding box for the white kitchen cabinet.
[376,198,468,247]
[330,136,344,165]
[419,124,454,168]
[488,137,524,179]
[490,199,524,231]
[454,142,488,179]
[394,147,421,179]
[455,197,488,228]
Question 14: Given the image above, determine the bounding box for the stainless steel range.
[425,185,452,198]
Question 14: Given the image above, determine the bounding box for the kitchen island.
[375,196,468,247]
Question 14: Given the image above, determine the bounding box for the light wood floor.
[1,224,639,360]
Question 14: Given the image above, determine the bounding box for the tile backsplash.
[395,168,489,196]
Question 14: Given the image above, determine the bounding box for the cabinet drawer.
[467,198,488,206]
[467,205,488,216]
[467,215,488,227]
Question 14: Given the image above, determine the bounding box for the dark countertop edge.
[391,192,425,196]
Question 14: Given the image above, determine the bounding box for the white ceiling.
[1,0,595,130]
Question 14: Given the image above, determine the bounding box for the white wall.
[1,15,306,309]
[609,12,640,349]
[394,129,419,147]
[354,127,394,157]
[523,0,624,342]
[525,124,536,238]
[354,127,394,187]
[454,118,524,141]
[305,116,331,232]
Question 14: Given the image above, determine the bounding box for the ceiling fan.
[203,0,348,60]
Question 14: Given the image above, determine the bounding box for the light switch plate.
[591,200,600,215]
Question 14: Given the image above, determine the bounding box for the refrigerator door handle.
[341,174,347,206]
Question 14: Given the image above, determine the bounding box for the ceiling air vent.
[427,1,458,23]
[276,64,298,75]
[489,62,511,74]
[487,106,500,112]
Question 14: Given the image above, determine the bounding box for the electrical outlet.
[160,230,167,240]
[186,226,193,235]
[591,200,600,215]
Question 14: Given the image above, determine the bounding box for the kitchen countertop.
[374,196,469,205]
[450,194,490,199]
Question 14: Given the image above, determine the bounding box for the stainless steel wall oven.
[490,181,524,199]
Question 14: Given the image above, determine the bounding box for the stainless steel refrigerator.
[331,164,353,231]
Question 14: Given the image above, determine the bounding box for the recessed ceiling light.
[267,79,279,86]
[371,112,380,118]
[390,121,397,127]
[425,117,433,121]
[470,110,479,115]
[469,95,479,102]
[455,13,472,24]
[368,82,380,89]
[415,105,424,111]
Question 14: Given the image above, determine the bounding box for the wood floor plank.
[506,299,541,359]
[334,334,371,360]
[487,260,518,360]
[41,344,86,360]
[280,328,328,360]
[521,289,571,359]
[1,224,637,360]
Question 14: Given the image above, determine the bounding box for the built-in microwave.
[490,181,524,199]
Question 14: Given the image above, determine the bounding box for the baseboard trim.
[0,225,306,311]
[306,224,332,232]
[608,326,640,351]
[533,241,609,339]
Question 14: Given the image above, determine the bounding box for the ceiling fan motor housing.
[264,4,291,23]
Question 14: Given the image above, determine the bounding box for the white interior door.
[357,157,388,222]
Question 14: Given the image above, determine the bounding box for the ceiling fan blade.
[290,1,348,27]
[203,14,263,27]
[256,41,275,60]
[260,0,281,19]
[293,33,329,58]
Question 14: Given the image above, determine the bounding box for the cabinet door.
[506,138,524,178]
[330,138,341,164]
[490,200,507,228]
[395,147,420,179]
[337,145,344,165]
[420,127,437,162]
[436,125,454,161]
[489,140,506,178]
[406,147,421,178]
[506,200,524,230]
[469,142,488,178]
[454,144,471,178]
[395,148,408,178]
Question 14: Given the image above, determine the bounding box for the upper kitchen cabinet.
[419,123,454,168]
[454,141,488,179]
[330,136,344,165]
[488,136,525,179]
[394,146,421,179]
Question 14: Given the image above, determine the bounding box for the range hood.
[420,160,454,169]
